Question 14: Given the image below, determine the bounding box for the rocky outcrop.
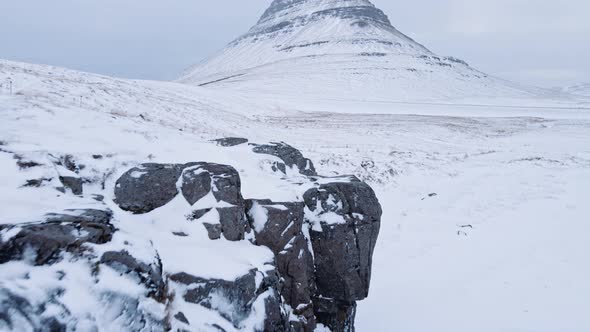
[1,142,382,332]
[0,209,114,265]
[303,177,382,331]
[251,142,317,176]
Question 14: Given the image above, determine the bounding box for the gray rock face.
[186,162,244,206]
[115,163,184,214]
[59,175,83,195]
[217,206,248,241]
[303,177,382,331]
[180,166,211,205]
[251,142,317,176]
[170,269,286,331]
[246,200,316,330]
[100,250,166,302]
[313,298,357,332]
[0,209,114,265]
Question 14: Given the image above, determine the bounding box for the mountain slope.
[178,0,580,106]
[563,83,590,97]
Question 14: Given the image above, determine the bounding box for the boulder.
[303,177,382,331]
[114,163,184,214]
[251,142,317,176]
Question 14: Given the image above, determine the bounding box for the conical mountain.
[180,0,555,105]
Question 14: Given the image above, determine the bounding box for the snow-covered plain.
[1,58,589,331]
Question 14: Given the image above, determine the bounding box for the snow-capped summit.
[178,0,576,106]
[179,0,433,82]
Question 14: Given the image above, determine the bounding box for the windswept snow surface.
[1,58,590,331]
[563,83,590,97]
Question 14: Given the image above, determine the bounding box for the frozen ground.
[1,59,590,331]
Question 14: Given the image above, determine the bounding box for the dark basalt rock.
[115,163,184,214]
[212,137,249,147]
[59,175,83,195]
[217,206,248,241]
[185,163,244,206]
[0,209,114,265]
[251,142,317,176]
[100,250,166,302]
[174,312,190,325]
[313,298,357,332]
[303,177,382,331]
[246,200,316,330]
[180,166,211,205]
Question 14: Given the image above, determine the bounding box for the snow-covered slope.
[563,83,590,97]
[178,0,584,107]
[2,58,590,331]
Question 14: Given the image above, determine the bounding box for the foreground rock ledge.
[1,141,382,332]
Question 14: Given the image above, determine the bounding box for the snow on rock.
[0,123,382,331]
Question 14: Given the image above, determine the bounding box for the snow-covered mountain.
[178,0,580,106]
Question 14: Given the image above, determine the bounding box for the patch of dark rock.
[61,154,84,172]
[185,163,243,205]
[22,178,52,188]
[92,154,103,160]
[271,161,287,174]
[217,207,247,241]
[174,312,189,325]
[421,193,438,200]
[100,250,166,302]
[313,298,357,332]
[358,52,386,57]
[170,269,284,329]
[91,194,105,202]
[203,222,222,240]
[16,160,43,169]
[180,166,211,205]
[59,176,83,195]
[114,163,184,214]
[172,231,189,237]
[246,199,316,330]
[0,209,114,265]
[0,290,37,330]
[251,142,317,176]
[211,137,249,147]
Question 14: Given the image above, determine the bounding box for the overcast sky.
[1,0,588,88]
